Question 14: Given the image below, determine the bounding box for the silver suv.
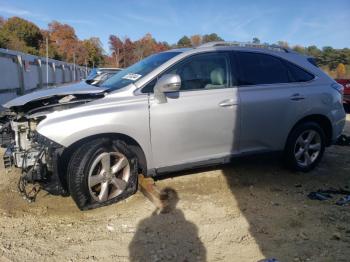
[1,42,346,210]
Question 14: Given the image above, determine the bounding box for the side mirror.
[154,74,181,104]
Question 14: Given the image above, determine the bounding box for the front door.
[149,52,240,169]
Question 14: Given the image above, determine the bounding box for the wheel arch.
[58,133,147,193]
[286,114,333,148]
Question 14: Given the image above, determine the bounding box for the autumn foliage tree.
[202,33,223,43]
[336,63,346,78]
[48,21,80,63]
[0,17,105,66]
[190,34,202,47]
[109,33,169,67]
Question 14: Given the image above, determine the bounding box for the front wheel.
[284,122,326,172]
[67,138,138,210]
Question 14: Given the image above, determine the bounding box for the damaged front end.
[17,132,67,201]
[1,90,105,201]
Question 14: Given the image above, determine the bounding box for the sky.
[0,0,349,53]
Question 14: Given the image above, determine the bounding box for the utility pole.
[85,58,87,77]
[46,37,49,88]
[73,52,76,81]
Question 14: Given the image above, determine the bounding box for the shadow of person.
[129,187,207,262]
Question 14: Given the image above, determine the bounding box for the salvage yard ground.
[0,115,349,262]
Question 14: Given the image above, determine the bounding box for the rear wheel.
[285,122,326,172]
[67,138,138,210]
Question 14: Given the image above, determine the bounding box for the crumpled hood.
[3,81,108,108]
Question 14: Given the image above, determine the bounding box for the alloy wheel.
[294,129,321,168]
[88,152,130,202]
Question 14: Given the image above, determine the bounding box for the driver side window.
[170,53,229,91]
[142,53,230,93]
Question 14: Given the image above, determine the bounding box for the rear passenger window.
[235,52,289,85]
[284,61,314,82]
[234,52,313,86]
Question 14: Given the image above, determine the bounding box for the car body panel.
[149,87,239,168]
[3,81,108,108]
[238,82,309,152]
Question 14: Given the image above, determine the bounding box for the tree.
[336,63,346,78]
[252,37,260,44]
[38,29,62,60]
[190,34,202,47]
[134,33,158,60]
[82,37,104,67]
[0,17,4,28]
[177,36,191,47]
[123,38,136,67]
[109,35,135,67]
[48,21,78,62]
[0,30,9,48]
[292,45,306,54]
[306,45,321,57]
[277,41,289,48]
[0,17,43,54]
[108,33,169,67]
[320,46,339,69]
[202,33,223,43]
[109,35,124,67]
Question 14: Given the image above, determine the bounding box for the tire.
[284,122,326,172]
[67,138,138,210]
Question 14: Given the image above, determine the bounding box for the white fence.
[0,48,89,109]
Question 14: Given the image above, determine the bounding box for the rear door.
[233,51,314,152]
[149,52,240,170]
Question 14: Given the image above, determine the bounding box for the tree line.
[0,16,349,78]
[0,17,104,67]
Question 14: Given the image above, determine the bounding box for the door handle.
[219,99,237,107]
[290,93,305,101]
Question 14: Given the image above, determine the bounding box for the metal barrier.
[0,48,89,109]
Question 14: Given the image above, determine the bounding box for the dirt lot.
[0,115,349,262]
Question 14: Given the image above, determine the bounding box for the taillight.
[331,83,344,95]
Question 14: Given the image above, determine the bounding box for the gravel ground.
[0,115,349,262]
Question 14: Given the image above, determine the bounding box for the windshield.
[101,52,181,90]
[86,68,98,81]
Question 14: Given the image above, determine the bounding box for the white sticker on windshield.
[122,73,142,81]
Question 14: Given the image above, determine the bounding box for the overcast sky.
[0,0,349,53]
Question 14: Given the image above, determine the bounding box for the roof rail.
[197,41,291,53]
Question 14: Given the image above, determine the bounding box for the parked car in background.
[336,79,350,105]
[85,68,122,86]
[0,41,346,210]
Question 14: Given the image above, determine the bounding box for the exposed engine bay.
[0,93,104,201]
